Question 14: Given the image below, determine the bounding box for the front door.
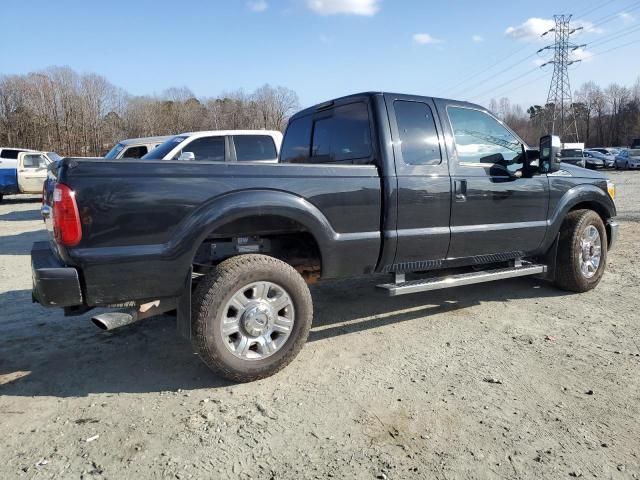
[437,102,549,260]
[18,152,49,193]
[386,94,451,270]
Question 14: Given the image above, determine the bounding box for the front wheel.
[555,209,607,293]
[191,254,313,382]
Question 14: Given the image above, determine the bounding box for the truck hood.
[558,163,607,179]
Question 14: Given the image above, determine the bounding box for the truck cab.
[0,148,54,201]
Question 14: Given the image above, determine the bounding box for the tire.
[625,161,629,170]
[191,254,313,382]
[555,209,607,293]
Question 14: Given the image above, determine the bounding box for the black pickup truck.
[33,92,618,381]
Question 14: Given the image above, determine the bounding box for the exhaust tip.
[91,311,136,331]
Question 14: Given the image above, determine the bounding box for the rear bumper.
[31,241,83,307]
[607,220,619,251]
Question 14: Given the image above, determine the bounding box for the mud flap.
[176,268,192,339]
[539,233,559,281]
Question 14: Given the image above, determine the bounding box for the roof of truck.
[117,136,172,146]
[177,130,283,138]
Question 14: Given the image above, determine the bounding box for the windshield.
[47,152,63,162]
[561,149,583,157]
[104,143,125,159]
[142,136,188,159]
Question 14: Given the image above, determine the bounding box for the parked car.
[615,149,640,169]
[141,130,283,162]
[104,136,171,160]
[559,148,586,168]
[0,149,55,201]
[32,92,618,382]
[584,150,610,168]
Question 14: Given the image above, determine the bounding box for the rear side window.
[280,116,312,163]
[394,100,441,165]
[233,135,277,161]
[311,102,372,163]
[180,136,225,161]
[1,149,22,159]
[122,145,148,159]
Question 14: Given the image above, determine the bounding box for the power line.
[588,0,640,29]
[467,66,540,102]
[573,0,618,19]
[474,72,549,105]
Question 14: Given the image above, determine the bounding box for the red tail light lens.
[52,184,82,246]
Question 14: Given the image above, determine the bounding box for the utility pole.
[538,15,585,142]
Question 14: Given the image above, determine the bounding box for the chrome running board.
[377,264,547,297]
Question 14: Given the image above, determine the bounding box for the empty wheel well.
[192,215,322,283]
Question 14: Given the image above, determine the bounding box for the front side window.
[448,107,522,168]
[233,135,277,161]
[394,100,441,165]
[122,145,148,159]
[179,136,225,161]
[23,154,48,168]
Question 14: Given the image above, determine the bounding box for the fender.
[171,188,338,267]
[540,183,616,253]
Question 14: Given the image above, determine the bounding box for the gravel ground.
[1,171,639,479]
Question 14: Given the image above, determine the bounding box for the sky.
[1,0,639,110]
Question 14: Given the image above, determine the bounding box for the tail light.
[52,183,82,246]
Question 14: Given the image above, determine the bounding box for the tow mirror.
[539,135,561,173]
[178,151,195,161]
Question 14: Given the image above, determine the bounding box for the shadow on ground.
[0,208,42,222]
[0,230,48,255]
[0,276,570,397]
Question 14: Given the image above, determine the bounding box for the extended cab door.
[436,101,549,259]
[385,94,451,269]
[17,152,49,193]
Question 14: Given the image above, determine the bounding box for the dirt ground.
[1,171,639,479]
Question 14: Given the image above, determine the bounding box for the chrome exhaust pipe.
[91,299,176,331]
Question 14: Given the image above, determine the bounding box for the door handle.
[455,179,467,202]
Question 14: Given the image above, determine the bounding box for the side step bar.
[377,264,547,297]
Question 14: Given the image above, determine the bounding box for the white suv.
[142,130,282,163]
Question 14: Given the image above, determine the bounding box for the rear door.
[385,94,451,269]
[437,101,549,259]
[18,152,49,193]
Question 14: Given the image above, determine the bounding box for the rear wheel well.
[192,215,322,283]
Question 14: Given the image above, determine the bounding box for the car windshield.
[47,152,63,162]
[561,149,582,157]
[142,136,188,159]
[104,143,125,159]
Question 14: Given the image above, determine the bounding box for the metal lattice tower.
[538,15,585,142]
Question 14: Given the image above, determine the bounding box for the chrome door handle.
[455,179,467,202]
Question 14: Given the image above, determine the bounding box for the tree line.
[0,66,299,156]
[490,77,640,148]
[1,66,639,156]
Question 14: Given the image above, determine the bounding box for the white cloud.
[413,33,443,45]
[247,0,268,12]
[505,17,554,41]
[573,20,603,34]
[572,47,593,63]
[472,34,484,43]
[306,0,380,16]
[532,58,546,67]
[619,12,636,24]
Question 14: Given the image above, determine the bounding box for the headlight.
[607,180,616,201]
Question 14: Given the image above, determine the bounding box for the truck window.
[280,116,312,163]
[394,101,441,165]
[0,149,22,159]
[122,145,148,159]
[23,154,48,168]
[311,102,372,163]
[233,135,277,161]
[180,136,225,161]
[447,107,522,166]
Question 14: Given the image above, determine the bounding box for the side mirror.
[178,151,195,161]
[539,135,561,173]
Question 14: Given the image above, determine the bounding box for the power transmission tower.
[538,15,585,142]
